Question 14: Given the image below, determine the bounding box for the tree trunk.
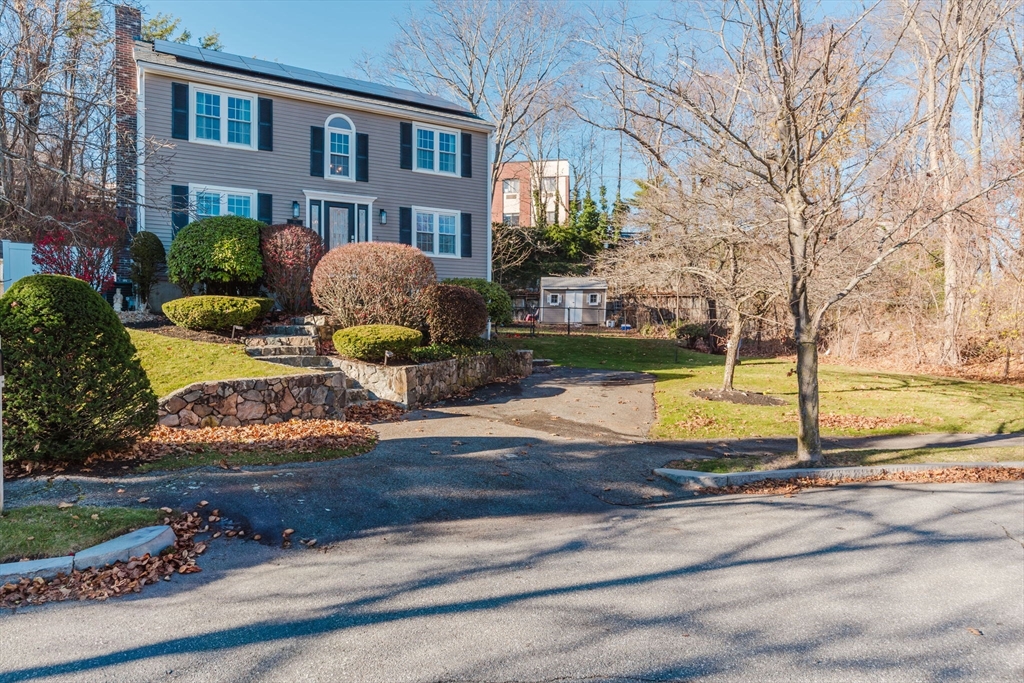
[722,307,742,391]
[795,338,821,461]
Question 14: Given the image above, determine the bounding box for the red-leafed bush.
[311,242,436,328]
[422,284,488,343]
[32,212,127,291]
[260,224,325,313]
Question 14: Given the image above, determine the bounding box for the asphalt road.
[2,368,1022,682]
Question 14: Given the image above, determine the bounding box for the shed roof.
[151,40,481,119]
[540,277,608,290]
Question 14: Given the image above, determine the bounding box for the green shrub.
[333,325,423,363]
[129,230,166,308]
[163,295,261,331]
[444,278,513,326]
[167,216,263,295]
[246,296,275,318]
[0,274,157,463]
[408,343,460,364]
[422,284,488,344]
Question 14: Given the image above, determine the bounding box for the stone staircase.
[245,317,370,405]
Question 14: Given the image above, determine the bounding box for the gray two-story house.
[114,6,493,286]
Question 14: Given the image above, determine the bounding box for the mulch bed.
[134,324,244,345]
[692,388,787,406]
[694,466,1024,496]
[2,420,378,480]
[2,508,209,608]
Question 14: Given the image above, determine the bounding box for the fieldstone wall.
[158,372,347,428]
[331,349,533,408]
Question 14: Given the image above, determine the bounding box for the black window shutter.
[399,122,413,170]
[461,133,472,178]
[460,213,472,258]
[355,133,369,182]
[310,126,324,177]
[399,207,412,245]
[258,98,273,151]
[257,193,273,224]
[171,83,189,140]
[170,184,189,235]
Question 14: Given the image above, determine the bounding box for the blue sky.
[141,0,423,76]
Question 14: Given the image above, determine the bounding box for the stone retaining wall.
[331,349,533,408]
[158,372,347,427]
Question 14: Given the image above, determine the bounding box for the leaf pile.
[674,412,721,433]
[782,412,924,430]
[345,400,407,424]
[3,420,378,479]
[1,510,208,608]
[696,466,1024,496]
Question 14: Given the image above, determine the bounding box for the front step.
[258,355,337,368]
[246,345,317,357]
[263,324,317,336]
[245,335,315,348]
[346,387,369,403]
[291,315,328,327]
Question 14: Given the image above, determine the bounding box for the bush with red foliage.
[311,242,436,328]
[32,212,127,291]
[260,224,325,313]
[422,283,488,343]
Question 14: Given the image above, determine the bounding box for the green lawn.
[130,329,309,397]
[505,331,1024,439]
[666,446,1024,473]
[0,505,164,564]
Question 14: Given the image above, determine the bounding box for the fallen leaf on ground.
[137,497,150,503]
[696,467,1024,496]
[967,628,983,636]
[57,502,74,509]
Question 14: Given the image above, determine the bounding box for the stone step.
[346,388,369,403]
[532,358,553,367]
[245,335,315,348]
[245,345,317,357]
[256,355,337,368]
[291,315,328,326]
[264,324,317,336]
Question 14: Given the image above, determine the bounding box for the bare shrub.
[260,224,325,313]
[311,243,436,328]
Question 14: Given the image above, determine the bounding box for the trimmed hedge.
[129,230,166,308]
[163,295,262,331]
[422,284,488,344]
[167,216,263,294]
[246,296,275,318]
[0,274,157,463]
[444,278,513,326]
[333,325,423,363]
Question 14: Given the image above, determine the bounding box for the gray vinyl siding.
[141,72,489,280]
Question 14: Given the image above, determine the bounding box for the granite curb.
[0,525,176,584]
[655,461,1024,489]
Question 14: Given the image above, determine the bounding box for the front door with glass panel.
[323,202,355,251]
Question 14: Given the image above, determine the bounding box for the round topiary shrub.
[129,230,166,309]
[167,216,263,295]
[444,278,513,326]
[332,325,423,363]
[0,274,157,463]
[162,295,261,331]
[260,224,325,313]
[246,296,275,318]
[311,242,436,328]
[422,284,488,344]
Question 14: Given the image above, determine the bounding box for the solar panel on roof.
[150,41,479,118]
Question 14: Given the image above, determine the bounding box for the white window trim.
[588,293,601,306]
[548,293,562,306]
[324,113,356,182]
[188,183,257,220]
[189,84,257,151]
[412,205,461,258]
[412,122,461,177]
[302,190,376,243]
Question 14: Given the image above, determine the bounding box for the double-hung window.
[413,207,460,257]
[414,123,460,175]
[326,114,355,180]
[503,179,520,194]
[191,85,256,149]
[189,184,256,220]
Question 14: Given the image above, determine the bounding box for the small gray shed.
[538,277,608,325]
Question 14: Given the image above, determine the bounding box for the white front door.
[565,291,583,323]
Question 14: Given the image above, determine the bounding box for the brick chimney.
[115,5,141,234]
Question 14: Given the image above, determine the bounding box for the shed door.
[565,291,583,323]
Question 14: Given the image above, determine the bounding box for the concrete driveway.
[2,368,1022,682]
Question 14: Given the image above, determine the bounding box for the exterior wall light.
[292,201,301,219]
[379,209,387,225]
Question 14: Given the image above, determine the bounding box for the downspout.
[486,130,494,338]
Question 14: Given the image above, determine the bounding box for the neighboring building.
[491,160,570,227]
[114,6,494,283]
[538,277,607,326]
